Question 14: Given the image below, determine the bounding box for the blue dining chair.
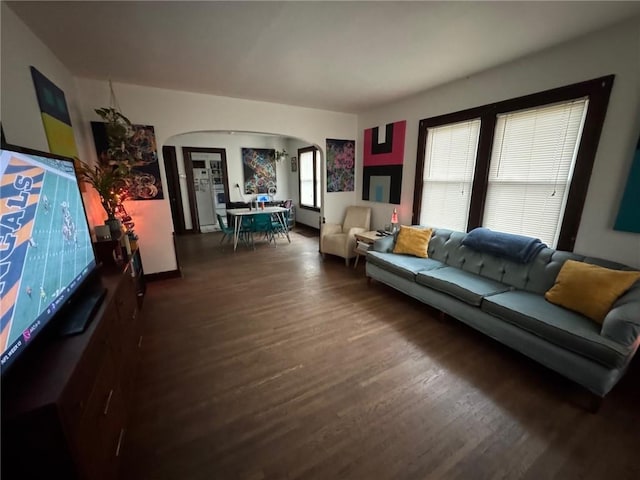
[218,213,252,247]
[271,208,289,238]
[217,214,235,244]
[251,213,275,247]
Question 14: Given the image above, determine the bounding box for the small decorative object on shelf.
[391,208,399,233]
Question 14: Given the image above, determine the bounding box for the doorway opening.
[183,147,230,233]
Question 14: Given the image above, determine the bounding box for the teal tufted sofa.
[366,228,640,398]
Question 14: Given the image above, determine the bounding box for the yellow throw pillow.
[545,260,640,323]
[393,226,433,258]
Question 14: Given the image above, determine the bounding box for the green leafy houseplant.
[77,107,140,239]
[93,107,143,172]
[274,149,288,162]
[77,157,128,219]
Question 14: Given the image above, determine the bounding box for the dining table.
[226,206,291,251]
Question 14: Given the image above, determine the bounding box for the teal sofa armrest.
[372,235,395,253]
[601,283,640,347]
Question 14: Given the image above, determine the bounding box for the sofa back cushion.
[425,228,635,296]
[427,229,538,291]
[381,228,636,297]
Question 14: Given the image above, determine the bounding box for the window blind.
[483,98,588,247]
[315,154,322,208]
[419,119,481,231]
[300,150,315,207]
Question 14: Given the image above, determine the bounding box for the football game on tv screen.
[0,147,97,372]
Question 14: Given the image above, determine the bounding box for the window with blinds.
[483,99,588,246]
[419,119,481,231]
[413,76,613,251]
[299,147,321,209]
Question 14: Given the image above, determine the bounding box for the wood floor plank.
[119,228,640,480]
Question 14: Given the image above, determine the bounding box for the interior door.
[161,146,186,234]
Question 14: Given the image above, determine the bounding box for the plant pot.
[105,218,123,241]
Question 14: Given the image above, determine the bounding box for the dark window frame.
[413,75,614,251]
[298,146,321,212]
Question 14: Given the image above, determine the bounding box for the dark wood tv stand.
[1,250,144,480]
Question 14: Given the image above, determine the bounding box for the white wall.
[357,17,640,268]
[1,4,82,152]
[0,3,103,220]
[74,78,357,272]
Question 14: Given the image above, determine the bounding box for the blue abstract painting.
[614,135,640,233]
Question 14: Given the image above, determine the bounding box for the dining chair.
[251,213,275,247]
[217,214,234,244]
[218,213,252,248]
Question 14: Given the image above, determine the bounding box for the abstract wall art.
[614,134,640,233]
[91,122,164,200]
[30,66,79,159]
[242,148,276,194]
[362,120,406,204]
[326,138,355,192]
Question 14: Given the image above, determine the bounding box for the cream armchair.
[321,206,372,266]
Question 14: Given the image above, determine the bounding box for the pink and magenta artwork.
[362,120,406,204]
[326,138,355,192]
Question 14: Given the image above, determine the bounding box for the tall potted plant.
[78,107,140,239]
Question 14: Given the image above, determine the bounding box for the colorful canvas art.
[242,148,276,194]
[30,67,84,190]
[614,135,640,233]
[91,122,164,200]
[326,139,355,192]
[362,120,406,204]
[30,67,79,159]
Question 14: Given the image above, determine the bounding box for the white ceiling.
[8,1,640,113]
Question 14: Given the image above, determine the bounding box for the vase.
[105,218,123,241]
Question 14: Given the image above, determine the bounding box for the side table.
[353,230,382,268]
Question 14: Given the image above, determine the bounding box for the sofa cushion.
[393,226,433,258]
[545,260,640,323]
[482,290,630,368]
[367,251,445,281]
[416,267,511,306]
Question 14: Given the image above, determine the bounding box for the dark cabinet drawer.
[2,250,144,480]
[59,302,116,435]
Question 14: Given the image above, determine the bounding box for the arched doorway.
[163,130,323,235]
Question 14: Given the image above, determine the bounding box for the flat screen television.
[0,144,101,375]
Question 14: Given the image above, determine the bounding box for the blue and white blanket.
[462,227,547,263]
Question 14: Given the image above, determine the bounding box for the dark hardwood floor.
[120,227,640,480]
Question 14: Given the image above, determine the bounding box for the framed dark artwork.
[242,147,276,194]
[614,134,640,233]
[291,156,297,173]
[91,121,164,200]
[362,120,406,204]
[326,138,355,192]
